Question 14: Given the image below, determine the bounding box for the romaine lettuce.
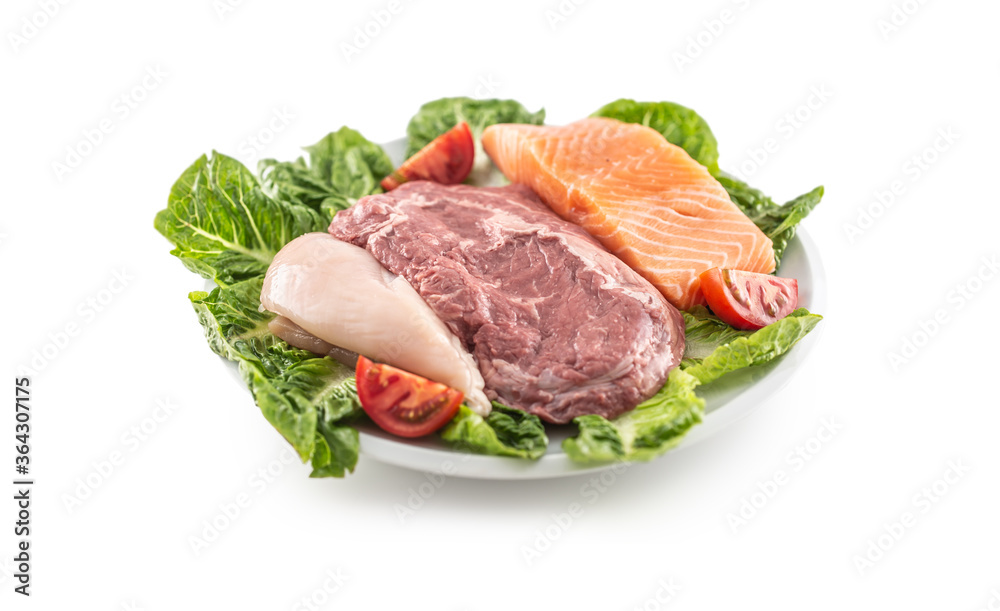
[592,98,720,173]
[243,360,361,477]
[682,308,822,385]
[563,308,822,463]
[154,152,325,286]
[441,403,548,460]
[190,279,363,476]
[187,276,310,375]
[259,126,393,222]
[679,305,753,364]
[563,368,704,464]
[405,97,545,157]
[716,174,824,265]
[405,97,545,185]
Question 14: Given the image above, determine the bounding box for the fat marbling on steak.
[328,181,685,424]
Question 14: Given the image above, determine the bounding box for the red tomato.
[355,356,464,438]
[699,268,798,330]
[380,122,475,191]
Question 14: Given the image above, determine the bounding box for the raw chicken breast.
[260,232,491,416]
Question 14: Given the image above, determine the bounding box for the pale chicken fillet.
[259,232,491,416]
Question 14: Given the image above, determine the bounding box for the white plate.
[355,139,827,480]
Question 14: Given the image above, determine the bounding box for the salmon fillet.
[482,117,775,309]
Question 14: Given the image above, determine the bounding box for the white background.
[3,0,999,609]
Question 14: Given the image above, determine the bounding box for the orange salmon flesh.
[482,117,775,309]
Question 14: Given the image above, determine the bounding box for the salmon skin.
[482,117,775,310]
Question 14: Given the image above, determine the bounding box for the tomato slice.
[380,122,474,191]
[699,268,798,330]
[354,356,464,438]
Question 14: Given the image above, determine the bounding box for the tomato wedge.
[355,356,464,438]
[380,122,474,191]
[699,268,798,330]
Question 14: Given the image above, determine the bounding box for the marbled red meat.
[329,181,684,424]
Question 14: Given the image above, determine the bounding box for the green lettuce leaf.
[405,97,545,157]
[440,403,548,460]
[563,368,705,464]
[310,425,361,478]
[405,97,545,185]
[259,127,393,222]
[680,305,753,365]
[716,173,824,265]
[683,308,822,385]
[592,99,720,173]
[242,359,360,474]
[189,277,315,377]
[239,360,319,463]
[564,308,822,464]
[154,153,324,287]
[189,278,362,475]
